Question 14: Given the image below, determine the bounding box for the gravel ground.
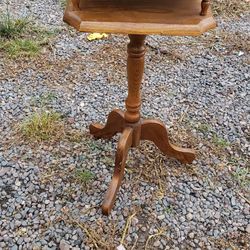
[0,0,249,249]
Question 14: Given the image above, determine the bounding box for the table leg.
[200,0,210,16]
[102,127,133,215]
[141,119,195,164]
[89,109,125,139]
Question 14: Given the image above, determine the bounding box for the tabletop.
[64,0,216,35]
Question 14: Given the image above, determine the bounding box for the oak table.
[63,0,216,215]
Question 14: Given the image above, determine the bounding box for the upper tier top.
[63,0,216,36]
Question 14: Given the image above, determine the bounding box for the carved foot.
[141,120,195,164]
[102,128,133,215]
[89,109,125,139]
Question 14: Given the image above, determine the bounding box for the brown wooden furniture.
[200,0,211,16]
[64,0,216,215]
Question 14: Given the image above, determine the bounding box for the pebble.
[231,197,236,206]
[153,240,161,247]
[213,229,220,237]
[246,224,250,234]
[59,240,71,250]
[186,213,193,221]
[180,216,185,222]
[214,212,220,219]
[158,214,165,220]
[10,245,18,250]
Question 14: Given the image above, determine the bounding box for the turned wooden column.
[200,0,210,16]
[125,35,146,124]
[124,35,146,146]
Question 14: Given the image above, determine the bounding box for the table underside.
[64,0,216,35]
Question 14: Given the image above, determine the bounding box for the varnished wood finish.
[141,120,195,164]
[64,0,216,35]
[89,109,125,139]
[91,108,196,214]
[200,0,210,16]
[125,35,146,123]
[102,127,133,215]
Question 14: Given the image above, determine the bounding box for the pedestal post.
[125,34,146,124]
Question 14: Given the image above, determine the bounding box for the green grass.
[60,0,67,8]
[196,122,230,149]
[0,3,58,57]
[39,92,57,105]
[164,205,174,214]
[75,170,95,184]
[197,123,212,134]
[32,92,57,107]
[4,39,40,57]
[0,3,29,39]
[31,25,61,40]
[232,167,250,187]
[228,157,240,165]
[21,110,64,141]
[212,134,230,148]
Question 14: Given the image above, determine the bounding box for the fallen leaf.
[87,33,108,41]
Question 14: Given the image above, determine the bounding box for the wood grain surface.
[64,0,216,35]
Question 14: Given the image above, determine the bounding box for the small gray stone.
[214,212,220,219]
[180,216,185,222]
[231,197,236,206]
[153,240,161,247]
[15,213,22,220]
[158,214,165,220]
[189,232,195,239]
[246,224,250,234]
[213,230,219,237]
[0,168,8,177]
[11,245,18,250]
[186,213,193,221]
[59,240,71,250]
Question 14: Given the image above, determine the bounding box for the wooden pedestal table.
[63,0,216,215]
